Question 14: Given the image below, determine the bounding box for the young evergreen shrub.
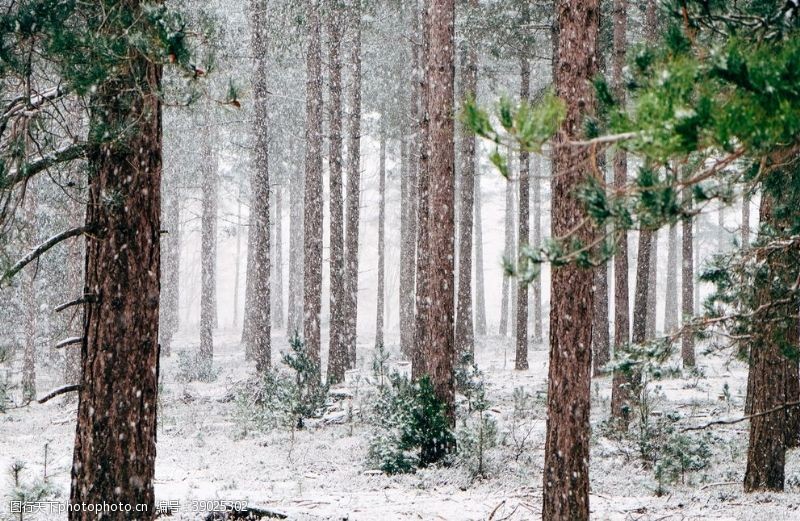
[368,374,455,474]
[457,386,497,478]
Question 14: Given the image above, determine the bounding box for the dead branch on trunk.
[0,225,88,288]
[55,293,98,312]
[37,384,81,404]
[683,400,800,431]
[55,336,83,349]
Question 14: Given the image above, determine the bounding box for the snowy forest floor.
[2,330,800,520]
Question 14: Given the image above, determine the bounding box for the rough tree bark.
[375,128,386,349]
[455,15,477,358]
[303,0,324,372]
[327,4,347,384]
[70,9,162,514]
[413,0,456,425]
[249,0,272,372]
[515,57,530,370]
[646,229,658,338]
[542,2,598,519]
[343,0,362,369]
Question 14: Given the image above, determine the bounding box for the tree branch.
[0,142,87,190]
[55,293,98,312]
[37,384,81,404]
[683,400,800,432]
[0,226,88,288]
[55,336,83,349]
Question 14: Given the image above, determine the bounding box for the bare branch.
[0,225,89,288]
[55,336,83,349]
[37,384,81,404]
[55,293,98,312]
[0,142,87,190]
[683,400,800,432]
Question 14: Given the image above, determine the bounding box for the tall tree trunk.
[303,0,324,373]
[515,57,530,370]
[249,0,272,372]
[743,191,798,491]
[543,2,598,519]
[742,192,750,249]
[681,177,695,368]
[242,206,256,354]
[499,171,515,336]
[70,22,162,516]
[327,5,347,384]
[400,135,415,356]
[344,0,362,369]
[272,185,284,329]
[375,129,386,349]
[199,119,217,367]
[646,229,658,338]
[473,165,487,337]
[21,181,37,402]
[455,15,477,358]
[412,0,431,380]
[414,0,456,425]
[531,154,543,343]
[65,196,85,385]
[233,177,243,329]
[610,0,631,422]
[663,223,679,333]
[288,154,305,337]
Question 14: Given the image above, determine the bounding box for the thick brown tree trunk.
[413,0,456,425]
[542,2,598,519]
[375,129,386,349]
[249,0,272,372]
[327,5,347,384]
[343,0,362,369]
[70,18,162,516]
[455,17,477,358]
[303,0,324,373]
[515,57,530,370]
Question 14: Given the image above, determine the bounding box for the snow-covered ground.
[2,329,799,520]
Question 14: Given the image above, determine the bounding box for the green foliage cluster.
[368,374,455,474]
[236,334,328,433]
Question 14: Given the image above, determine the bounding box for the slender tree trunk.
[515,57,530,370]
[530,155,543,343]
[249,0,272,372]
[474,165,487,337]
[610,0,631,422]
[499,172,515,336]
[375,130,386,349]
[681,177,695,368]
[400,135,415,356]
[414,0,456,426]
[663,223,679,333]
[742,192,750,249]
[70,23,162,516]
[242,206,256,354]
[344,0,362,369]
[233,178,243,329]
[65,197,84,385]
[288,153,305,337]
[199,119,217,367]
[591,153,610,375]
[327,5,347,384]
[455,16,477,357]
[646,229,658,338]
[543,2,598,519]
[303,0,324,373]
[21,182,37,402]
[272,185,284,329]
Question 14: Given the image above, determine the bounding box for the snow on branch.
[55,336,83,349]
[0,142,87,190]
[0,225,89,288]
[55,293,98,312]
